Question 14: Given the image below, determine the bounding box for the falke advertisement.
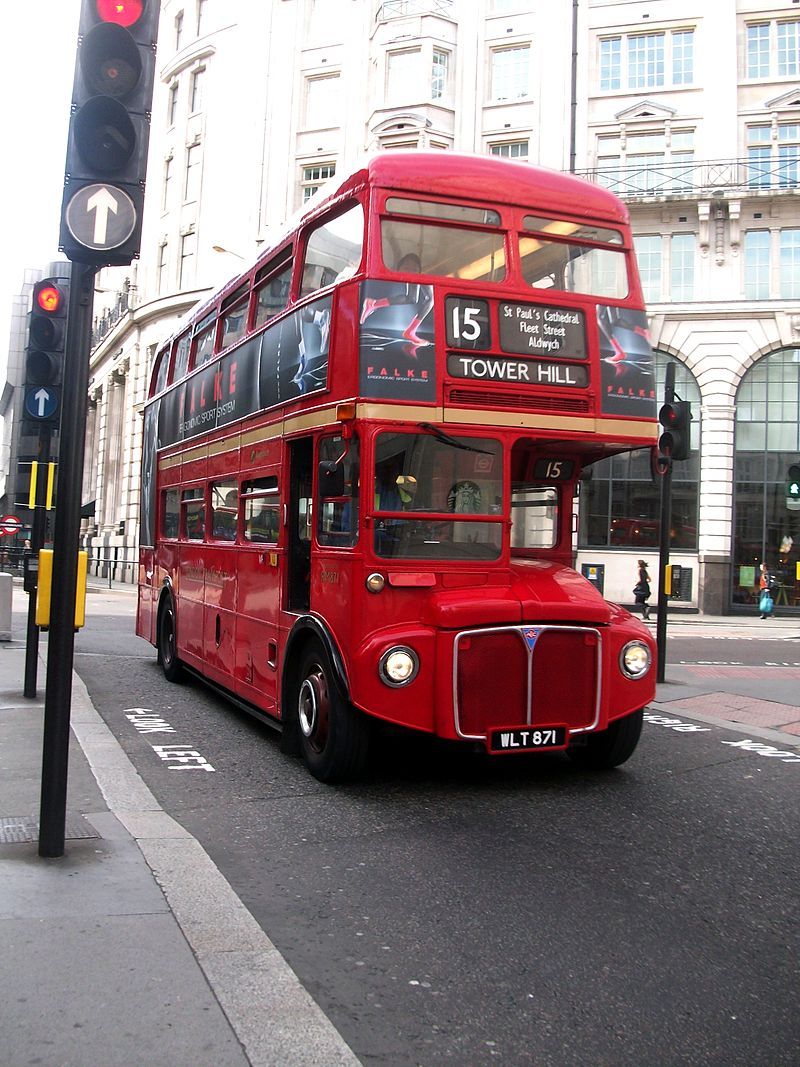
[155,295,332,451]
[359,280,436,401]
[597,305,657,418]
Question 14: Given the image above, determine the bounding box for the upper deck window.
[386,197,500,227]
[172,330,192,381]
[519,233,628,299]
[381,218,506,282]
[300,203,364,297]
[220,282,249,351]
[254,250,293,328]
[152,348,170,395]
[192,312,216,368]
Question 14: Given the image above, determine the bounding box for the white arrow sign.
[34,388,51,417]
[64,183,137,252]
[86,186,119,245]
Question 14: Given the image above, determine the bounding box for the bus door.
[235,469,282,714]
[287,437,313,613]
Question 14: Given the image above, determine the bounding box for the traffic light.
[23,279,69,428]
[59,0,160,266]
[658,401,692,462]
[787,464,800,509]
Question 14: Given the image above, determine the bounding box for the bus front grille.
[453,625,601,739]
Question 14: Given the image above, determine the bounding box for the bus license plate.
[488,725,568,754]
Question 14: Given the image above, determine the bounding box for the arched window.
[579,352,700,550]
[732,348,800,611]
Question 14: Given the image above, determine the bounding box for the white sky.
[0,0,81,377]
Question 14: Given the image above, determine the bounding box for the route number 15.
[446,297,490,350]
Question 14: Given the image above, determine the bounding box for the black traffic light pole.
[38,263,96,858]
[656,363,676,684]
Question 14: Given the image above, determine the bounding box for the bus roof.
[349,152,630,226]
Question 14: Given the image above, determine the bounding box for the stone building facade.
[66,0,800,613]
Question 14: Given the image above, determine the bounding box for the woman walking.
[634,559,652,620]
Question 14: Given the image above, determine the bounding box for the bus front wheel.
[295,643,368,783]
[566,708,643,770]
[157,597,184,683]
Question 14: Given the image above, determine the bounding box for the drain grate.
[0,815,100,844]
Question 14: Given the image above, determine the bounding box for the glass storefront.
[732,349,800,612]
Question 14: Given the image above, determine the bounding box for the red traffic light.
[36,284,63,314]
[95,0,144,26]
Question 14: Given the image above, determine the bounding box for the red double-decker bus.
[137,152,658,782]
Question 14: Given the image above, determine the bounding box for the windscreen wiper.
[420,422,493,455]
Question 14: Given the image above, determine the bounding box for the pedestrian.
[758,562,774,619]
[633,559,652,620]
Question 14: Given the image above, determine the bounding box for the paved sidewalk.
[1,581,798,1066]
[0,589,360,1067]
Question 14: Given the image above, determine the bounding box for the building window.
[746,19,800,78]
[670,233,694,301]
[598,29,694,90]
[596,129,694,195]
[431,49,449,100]
[157,242,168,294]
[628,33,665,89]
[301,162,336,202]
[780,229,800,298]
[168,82,179,125]
[744,231,771,299]
[490,44,530,101]
[634,234,662,302]
[184,142,201,201]
[747,123,800,188]
[599,37,621,91]
[733,349,800,612]
[778,20,800,76]
[162,155,172,211]
[305,74,341,128]
[179,231,196,288]
[190,67,205,113]
[387,49,421,102]
[196,0,207,35]
[175,10,184,51]
[489,140,529,160]
[746,23,770,78]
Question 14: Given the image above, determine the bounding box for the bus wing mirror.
[318,460,345,497]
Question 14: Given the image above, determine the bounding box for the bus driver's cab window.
[317,434,359,548]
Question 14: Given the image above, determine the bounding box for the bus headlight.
[379,646,419,687]
[620,641,651,679]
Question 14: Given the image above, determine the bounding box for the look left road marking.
[124,707,215,771]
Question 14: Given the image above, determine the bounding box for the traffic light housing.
[787,463,800,509]
[658,401,692,462]
[59,0,160,266]
[23,279,69,428]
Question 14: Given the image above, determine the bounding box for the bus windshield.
[373,431,503,560]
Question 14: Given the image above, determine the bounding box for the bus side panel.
[178,544,205,665]
[202,544,237,688]
[234,549,281,714]
[136,547,155,644]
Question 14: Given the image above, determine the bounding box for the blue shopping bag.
[759,590,774,616]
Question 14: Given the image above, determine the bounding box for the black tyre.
[157,596,184,683]
[295,642,369,783]
[567,708,643,770]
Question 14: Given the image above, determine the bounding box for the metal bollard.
[0,572,12,642]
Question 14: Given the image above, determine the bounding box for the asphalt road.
[70,606,800,1067]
